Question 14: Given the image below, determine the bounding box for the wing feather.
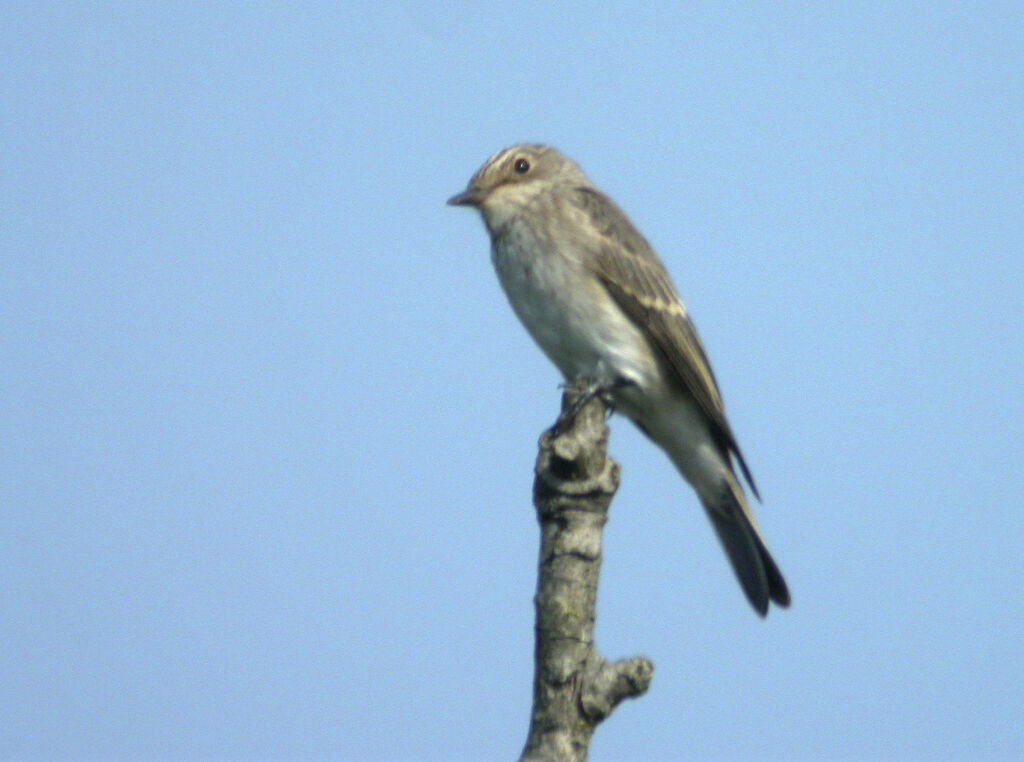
[572,186,761,499]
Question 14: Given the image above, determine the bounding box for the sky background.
[2,2,1022,760]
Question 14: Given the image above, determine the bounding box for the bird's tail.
[701,474,789,616]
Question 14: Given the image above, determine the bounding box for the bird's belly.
[492,235,656,387]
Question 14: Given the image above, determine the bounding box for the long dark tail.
[702,479,789,616]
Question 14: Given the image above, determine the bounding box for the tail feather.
[639,405,789,615]
[703,481,789,616]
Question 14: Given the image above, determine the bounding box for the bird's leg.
[552,376,632,435]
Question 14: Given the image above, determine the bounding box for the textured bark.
[519,389,654,762]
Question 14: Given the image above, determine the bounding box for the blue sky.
[3,2,1022,760]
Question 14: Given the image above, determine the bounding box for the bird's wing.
[572,186,760,499]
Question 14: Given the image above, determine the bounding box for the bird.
[448,144,789,616]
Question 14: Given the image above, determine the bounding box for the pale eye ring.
[514,158,530,174]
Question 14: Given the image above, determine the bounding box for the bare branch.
[519,389,654,762]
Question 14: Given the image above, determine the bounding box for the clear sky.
[3,2,1022,760]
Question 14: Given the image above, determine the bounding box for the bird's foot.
[551,377,628,436]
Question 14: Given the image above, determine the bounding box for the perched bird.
[448,144,789,616]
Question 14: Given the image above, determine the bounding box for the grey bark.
[518,389,654,762]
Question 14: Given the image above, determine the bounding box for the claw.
[551,376,631,435]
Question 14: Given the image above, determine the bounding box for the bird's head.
[447,144,587,228]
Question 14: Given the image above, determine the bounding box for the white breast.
[490,217,658,390]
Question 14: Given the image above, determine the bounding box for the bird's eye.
[514,158,530,174]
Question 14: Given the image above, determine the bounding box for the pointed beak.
[447,186,487,207]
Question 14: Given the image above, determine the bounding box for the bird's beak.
[447,186,487,207]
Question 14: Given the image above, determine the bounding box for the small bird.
[448,144,789,616]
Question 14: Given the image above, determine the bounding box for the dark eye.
[514,158,530,174]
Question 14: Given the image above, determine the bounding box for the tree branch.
[519,389,654,762]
